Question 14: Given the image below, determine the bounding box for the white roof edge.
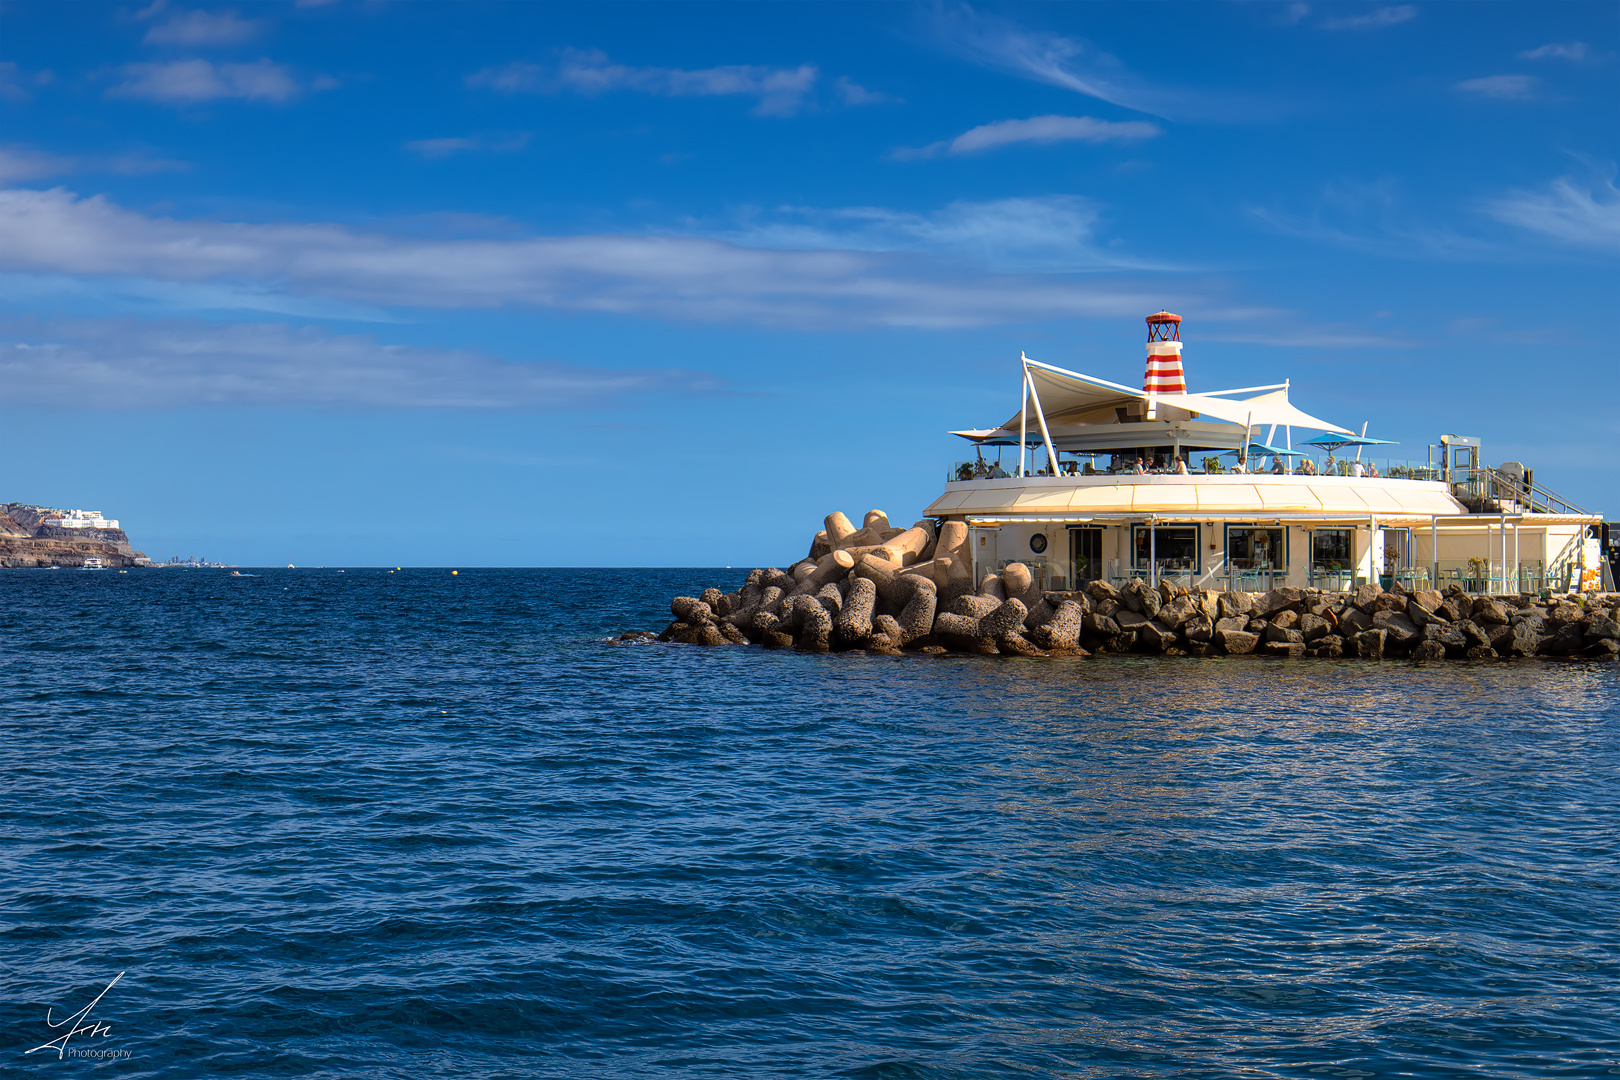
[1022,358,1145,399]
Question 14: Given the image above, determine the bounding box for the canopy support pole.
[1022,352,1060,479]
[1017,359,1029,478]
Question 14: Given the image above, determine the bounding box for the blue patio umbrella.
[1220,442,1305,457]
[1302,433,1398,453]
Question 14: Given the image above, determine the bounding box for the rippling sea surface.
[3,568,1618,1079]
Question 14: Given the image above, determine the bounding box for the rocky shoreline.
[628,510,1620,663]
[0,503,150,568]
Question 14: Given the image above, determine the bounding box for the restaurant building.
[926,313,1605,594]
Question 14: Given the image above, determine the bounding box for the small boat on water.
[81,559,104,570]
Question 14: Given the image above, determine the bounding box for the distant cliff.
[0,504,151,568]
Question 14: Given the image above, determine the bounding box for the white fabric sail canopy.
[977,358,1354,439]
[1153,389,1354,435]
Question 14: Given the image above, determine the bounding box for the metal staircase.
[1451,467,1592,517]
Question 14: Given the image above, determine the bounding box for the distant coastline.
[0,503,151,568]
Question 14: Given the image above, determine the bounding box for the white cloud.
[143,8,264,47]
[1321,6,1416,30]
[927,5,1272,122]
[0,144,187,180]
[834,76,898,106]
[1456,74,1539,100]
[928,6,1164,116]
[0,146,78,181]
[0,61,53,103]
[1250,180,1495,260]
[403,134,530,159]
[0,187,1179,329]
[108,59,302,103]
[469,49,819,117]
[894,114,1161,159]
[1479,176,1620,251]
[713,196,1176,274]
[1201,328,1409,348]
[0,317,719,410]
[1519,42,1587,61]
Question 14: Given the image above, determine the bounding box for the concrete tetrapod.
[891,575,939,645]
[835,576,878,644]
[824,512,858,545]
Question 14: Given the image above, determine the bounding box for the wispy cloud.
[1456,74,1539,100]
[926,4,1274,122]
[0,317,720,410]
[712,196,1153,272]
[1519,42,1587,61]
[1479,176,1620,251]
[1250,179,1494,260]
[0,61,53,103]
[1277,3,1311,26]
[0,146,78,182]
[1201,328,1409,348]
[403,133,531,159]
[834,76,898,106]
[927,5,1165,117]
[140,6,264,47]
[1321,6,1416,31]
[0,145,187,180]
[107,59,304,104]
[893,114,1161,159]
[0,187,1184,329]
[468,49,819,117]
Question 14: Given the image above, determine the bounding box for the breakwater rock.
[636,510,1620,663]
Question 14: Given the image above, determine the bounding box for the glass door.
[1070,528,1102,585]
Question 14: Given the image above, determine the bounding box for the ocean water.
[3,567,1617,1079]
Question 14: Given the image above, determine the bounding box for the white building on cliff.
[41,509,120,530]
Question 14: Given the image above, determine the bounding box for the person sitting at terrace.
[1233,454,1248,473]
[1367,461,1380,478]
[1324,452,1337,475]
[988,462,1009,478]
[1351,460,1365,477]
[1271,456,1287,474]
[1298,457,1318,475]
[1132,457,1146,474]
[1174,456,1189,475]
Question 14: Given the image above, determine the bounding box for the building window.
[1228,527,1285,570]
[1133,526,1199,571]
[1311,528,1354,571]
[1383,528,1412,572]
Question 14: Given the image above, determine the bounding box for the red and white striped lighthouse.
[1142,310,1186,393]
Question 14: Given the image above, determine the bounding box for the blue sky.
[1,1,1615,565]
